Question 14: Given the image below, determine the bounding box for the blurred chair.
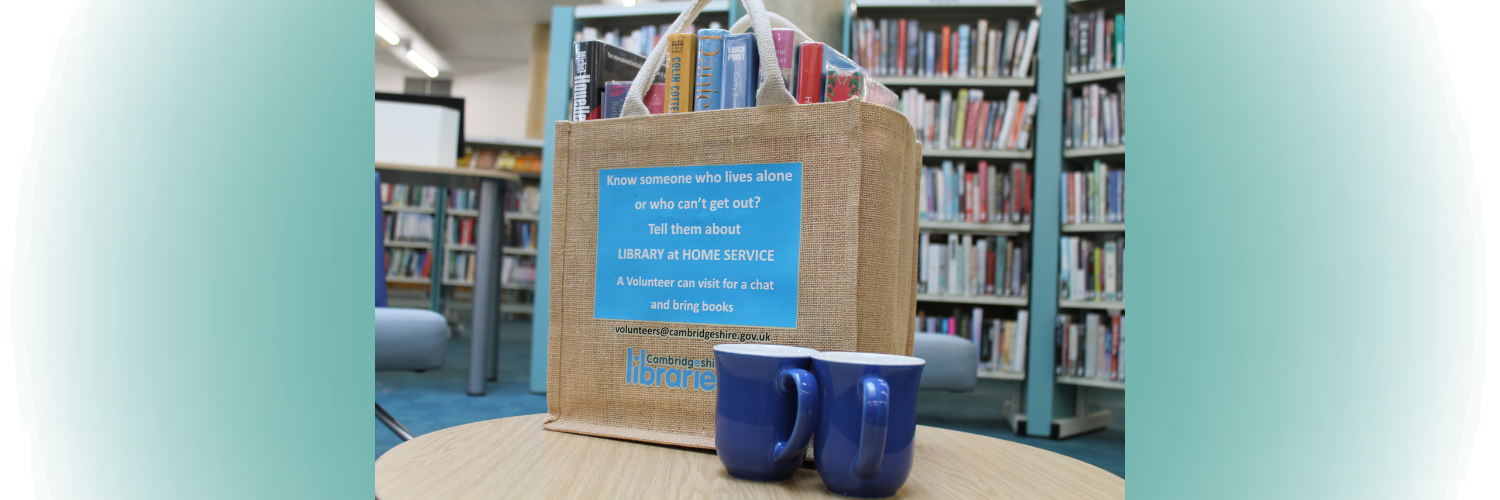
[913,333,977,392]
[375,172,450,441]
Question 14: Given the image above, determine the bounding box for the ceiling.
[383,0,601,76]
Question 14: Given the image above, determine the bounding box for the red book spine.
[963,100,982,149]
[796,42,824,104]
[645,83,665,114]
[1111,314,1121,380]
[897,19,907,76]
[966,172,978,220]
[984,249,995,294]
[421,252,432,278]
[940,26,951,77]
[1022,171,1032,220]
[461,218,474,245]
[977,160,988,223]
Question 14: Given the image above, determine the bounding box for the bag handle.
[728,12,811,43]
[620,0,797,118]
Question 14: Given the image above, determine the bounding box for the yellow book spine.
[665,34,697,113]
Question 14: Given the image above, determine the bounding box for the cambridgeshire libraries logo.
[625,348,717,392]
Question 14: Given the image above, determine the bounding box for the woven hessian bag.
[545,0,920,449]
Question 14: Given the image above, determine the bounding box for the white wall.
[376,55,533,141]
[375,56,411,93]
[450,62,532,140]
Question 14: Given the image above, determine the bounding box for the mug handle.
[771,368,818,464]
[854,376,890,480]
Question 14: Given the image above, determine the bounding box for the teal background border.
[14,0,371,498]
[1131,1,1485,498]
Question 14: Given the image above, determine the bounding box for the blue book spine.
[721,33,758,109]
[925,31,937,77]
[957,25,971,77]
[694,29,729,111]
[601,81,630,119]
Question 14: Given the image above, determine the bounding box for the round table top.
[375,414,1123,499]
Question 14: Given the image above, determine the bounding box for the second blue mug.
[713,344,820,482]
[811,351,925,498]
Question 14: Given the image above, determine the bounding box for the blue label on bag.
[595,163,801,328]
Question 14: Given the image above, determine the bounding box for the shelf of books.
[851,0,1043,434]
[1047,0,1124,439]
[468,139,544,319]
[1061,222,1123,233]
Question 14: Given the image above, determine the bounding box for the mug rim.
[712,343,819,358]
[812,351,926,366]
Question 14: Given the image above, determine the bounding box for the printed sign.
[595,163,802,328]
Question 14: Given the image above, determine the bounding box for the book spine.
[721,33,757,109]
[897,19,907,76]
[771,29,797,93]
[796,42,825,104]
[571,41,599,121]
[694,29,727,111]
[645,83,665,114]
[601,81,630,119]
[665,34,696,113]
[940,26,951,77]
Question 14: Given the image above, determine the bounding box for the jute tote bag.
[545,0,920,449]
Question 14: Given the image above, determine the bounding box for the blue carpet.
[376,321,1123,478]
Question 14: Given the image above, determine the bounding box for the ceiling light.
[375,19,400,45]
[406,49,440,78]
[623,0,636,6]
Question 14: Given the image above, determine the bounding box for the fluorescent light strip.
[406,49,439,78]
[375,19,400,45]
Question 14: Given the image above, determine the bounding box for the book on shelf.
[445,250,477,284]
[1065,82,1124,149]
[571,40,649,121]
[444,215,476,247]
[920,160,1032,224]
[448,188,478,211]
[502,255,537,286]
[384,212,434,243]
[462,147,542,172]
[1068,10,1124,75]
[898,88,1037,151]
[852,16,1039,78]
[915,308,1028,374]
[1059,233,1124,302]
[1054,311,1124,383]
[1062,160,1124,224]
[919,232,1029,298]
[380,183,439,209]
[385,248,432,280]
[505,185,541,215]
[508,220,538,250]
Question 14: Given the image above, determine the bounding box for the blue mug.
[811,352,925,498]
[713,344,820,481]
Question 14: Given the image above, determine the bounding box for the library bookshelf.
[379,138,542,322]
[1051,0,1126,439]
[847,0,1125,439]
[850,0,1044,430]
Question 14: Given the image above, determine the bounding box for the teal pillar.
[1024,0,1067,437]
[531,6,576,394]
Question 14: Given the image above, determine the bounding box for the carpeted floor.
[375,320,1124,478]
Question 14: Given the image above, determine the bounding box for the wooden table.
[375,163,521,396]
[375,414,1124,499]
